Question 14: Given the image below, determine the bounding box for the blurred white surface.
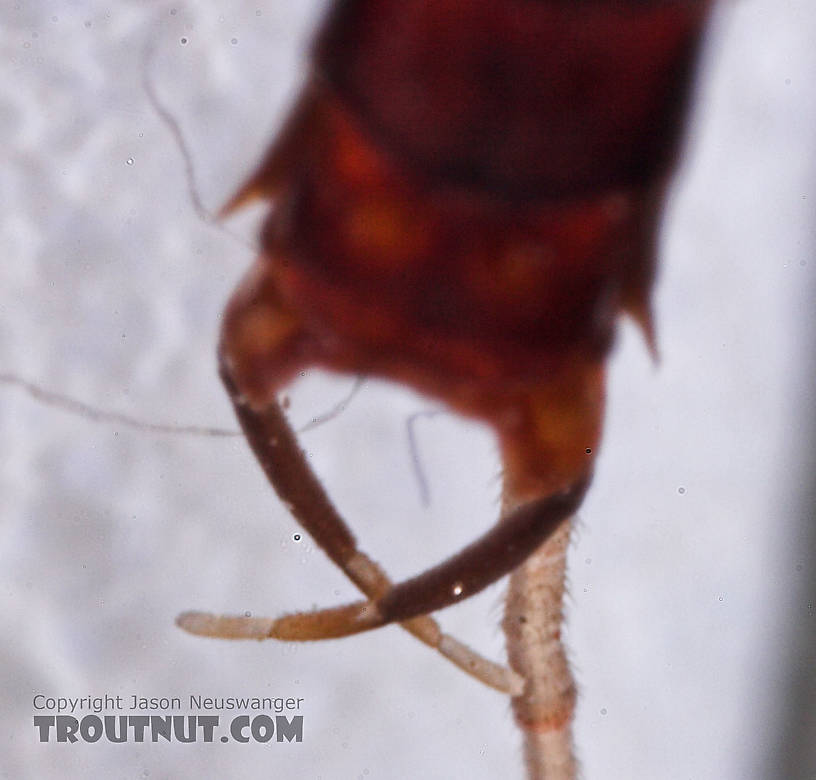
[1,1,815,778]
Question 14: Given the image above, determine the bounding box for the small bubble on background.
[678,486,686,494]
[718,595,724,602]
[231,38,238,45]
[126,158,134,165]
[585,557,592,565]
[180,37,187,45]
[585,447,592,454]
[293,533,302,542]
[600,708,607,716]
[244,610,251,617]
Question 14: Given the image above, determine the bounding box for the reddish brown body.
[194,2,714,767]
[223,0,710,500]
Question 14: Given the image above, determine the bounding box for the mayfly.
[178,1,714,777]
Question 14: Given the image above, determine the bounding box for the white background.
[2,1,815,778]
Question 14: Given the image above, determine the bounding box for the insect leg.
[179,263,522,694]
[182,465,587,642]
[188,313,596,640]
[503,515,577,779]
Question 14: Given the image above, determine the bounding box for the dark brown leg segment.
[260,472,589,640]
[178,352,524,694]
